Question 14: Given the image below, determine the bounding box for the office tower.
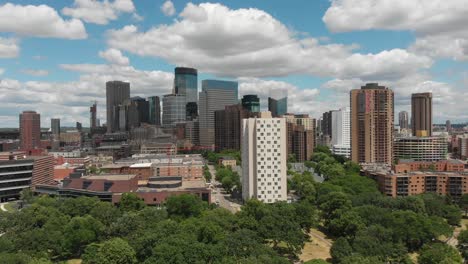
[199,80,238,147]
[331,107,351,158]
[118,99,139,131]
[321,111,333,137]
[20,111,41,151]
[398,111,409,130]
[162,94,187,127]
[90,102,97,128]
[185,119,200,146]
[411,92,432,137]
[268,97,287,117]
[96,119,100,127]
[242,112,287,203]
[106,81,130,133]
[186,102,198,120]
[130,96,150,124]
[51,118,60,136]
[284,114,315,162]
[446,120,452,133]
[174,67,198,119]
[241,94,260,113]
[174,67,198,104]
[215,104,254,152]
[350,83,394,165]
[148,96,161,126]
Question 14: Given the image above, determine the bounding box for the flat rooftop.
[84,174,136,181]
[138,179,207,192]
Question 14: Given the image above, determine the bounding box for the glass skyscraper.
[199,80,239,147]
[268,96,287,117]
[174,67,198,115]
[148,96,161,126]
[241,94,260,113]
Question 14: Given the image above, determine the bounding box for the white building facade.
[242,112,287,203]
[331,107,351,158]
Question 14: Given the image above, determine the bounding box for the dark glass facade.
[241,94,260,113]
[174,67,198,101]
[148,96,161,126]
[268,97,287,117]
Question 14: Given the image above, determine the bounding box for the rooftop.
[83,174,136,181]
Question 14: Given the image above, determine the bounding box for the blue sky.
[0,0,467,127]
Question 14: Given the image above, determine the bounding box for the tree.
[327,210,365,238]
[165,194,206,219]
[319,192,352,225]
[63,215,104,257]
[458,194,468,216]
[203,166,212,182]
[314,145,332,155]
[418,243,462,264]
[119,193,146,212]
[222,176,234,193]
[330,237,352,263]
[82,238,137,264]
[20,188,35,204]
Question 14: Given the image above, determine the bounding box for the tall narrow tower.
[350,83,394,165]
[20,111,41,151]
[106,81,130,133]
[411,92,432,137]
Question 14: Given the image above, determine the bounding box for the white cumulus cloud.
[107,2,431,80]
[323,0,468,61]
[99,48,130,65]
[161,1,176,16]
[62,0,136,25]
[0,3,87,39]
[0,37,19,58]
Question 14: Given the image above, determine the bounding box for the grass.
[3,202,17,212]
[300,228,333,262]
[67,259,82,264]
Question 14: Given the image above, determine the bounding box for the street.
[208,165,242,213]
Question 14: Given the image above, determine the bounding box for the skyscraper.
[20,111,41,151]
[398,111,409,130]
[411,92,432,137]
[242,112,287,203]
[241,94,260,113]
[351,83,394,165]
[106,81,130,133]
[174,67,198,119]
[162,94,187,127]
[131,96,150,124]
[148,96,161,126]
[51,118,60,137]
[321,111,333,138]
[268,97,287,117]
[446,120,452,133]
[90,102,97,129]
[199,80,238,147]
[331,107,351,158]
[215,104,254,152]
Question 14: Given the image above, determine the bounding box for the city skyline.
[0,0,467,127]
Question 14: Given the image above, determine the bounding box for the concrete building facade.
[242,112,287,203]
[394,136,448,162]
[331,107,351,158]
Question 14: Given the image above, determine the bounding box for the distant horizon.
[1,1,467,126]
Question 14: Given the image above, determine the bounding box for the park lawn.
[300,228,332,262]
[67,259,82,264]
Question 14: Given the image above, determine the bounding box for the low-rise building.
[362,162,468,198]
[0,156,54,202]
[394,136,448,162]
[218,156,237,167]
